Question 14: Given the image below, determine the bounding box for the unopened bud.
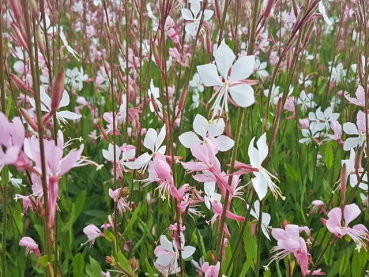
[20,108,38,132]
[119,187,131,198]
[129,257,139,272]
[206,29,212,60]
[177,85,188,113]
[10,73,29,91]
[263,0,275,18]
[36,29,45,56]
[51,68,65,111]
[152,44,161,68]
[214,0,221,20]
[105,256,115,265]
[10,0,22,22]
[30,0,38,18]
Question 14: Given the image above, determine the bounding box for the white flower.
[249,200,271,240]
[154,234,196,274]
[318,1,333,26]
[182,0,213,36]
[254,59,269,79]
[65,67,88,91]
[342,149,368,190]
[189,73,204,93]
[308,107,339,132]
[297,91,316,113]
[204,182,221,210]
[343,111,367,151]
[249,133,284,200]
[148,80,162,113]
[125,125,166,170]
[179,114,234,151]
[29,86,81,123]
[197,42,255,118]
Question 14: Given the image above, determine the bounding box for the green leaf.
[339,248,350,276]
[285,164,300,182]
[39,255,55,268]
[116,252,132,275]
[86,256,102,277]
[121,202,142,236]
[72,253,85,277]
[75,190,86,218]
[324,144,334,169]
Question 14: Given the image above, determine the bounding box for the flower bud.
[263,0,275,18]
[354,146,363,175]
[51,68,65,112]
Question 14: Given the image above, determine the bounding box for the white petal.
[230,55,255,82]
[257,133,268,162]
[181,8,193,20]
[229,84,255,107]
[58,91,70,108]
[193,114,208,137]
[215,42,235,79]
[160,235,173,252]
[182,246,196,259]
[216,135,234,151]
[179,132,202,148]
[156,254,173,266]
[203,10,214,21]
[122,149,136,161]
[102,149,113,161]
[155,125,166,151]
[343,122,358,135]
[344,138,359,151]
[253,173,268,200]
[124,152,152,169]
[197,64,223,87]
[208,118,225,137]
[190,0,201,17]
[248,137,261,167]
[57,111,82,120]
[144,128,157,152]
[185,22,196,36]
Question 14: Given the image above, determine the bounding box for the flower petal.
[179,131,202,148]
[215,42,235,79]
[197,64,223,87]
[230,55,255,82]
[229,84,255,107]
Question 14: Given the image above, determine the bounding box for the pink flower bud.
[263,0,275,18]
[10,0,22,21]
[340,163,347,193]
[51,68,65,112]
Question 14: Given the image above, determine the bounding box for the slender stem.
[214,0,261,269]
[21,0,53,267]
[255,200,264,277]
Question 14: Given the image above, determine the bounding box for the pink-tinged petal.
[193,114,208,137]
[160,235,173,252]
[182,246,196,259]
[181,161,208,171]
[278,238,300,252]
[19,237,38,249]
[48,178,59,228]
[124,152,152,169]
[181,8,193,20]
[57,111,81,120]
[11,117,25,146]
[155,125,166,152]
[215,42,235,79]
[215,135,234,151]
[343,203,360,226]
[343,122,358,135]
[226,210,245,221]
[122,149,135,161]
[59,144,84,176]
[230,55,255,82]
[203,9,213,21]
[256,133,268,163]
[156,254,173,266]
[326,207,342,233]
[185,22,196,36]
[285,225,300,241]
[144,128,157,152]
[179,131,202,148]
[47,144,63,175]
[271,228,288,240]
[229,84,255,107]
[252,172,268,200]
[192,173,215,182]
[197,64,223,87]
[352,224,369,233]
[355,85,366,103]
[3,146,21,165]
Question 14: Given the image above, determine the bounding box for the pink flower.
[201,261,220,277]
[325,203,369,251]
[83,224,104,246]
[19,237,41,259]
[109,188,132,214]
[0,113,25,170]
[345,85,367,107]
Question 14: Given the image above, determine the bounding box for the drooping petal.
[230,55,255,82]
[182,246,196,259]
[256,133,268,163]
[124,152,152,169]
[155,125,166,152]
[57,111,82,120]
[229,84,255,107]
[252,172,268,200]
